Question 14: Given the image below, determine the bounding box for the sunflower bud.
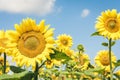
[77,44,84,52]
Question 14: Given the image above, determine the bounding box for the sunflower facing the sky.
[56,34,73,50]
[95,9,120,40]
[94,50,116,72]
[6,18,55,67]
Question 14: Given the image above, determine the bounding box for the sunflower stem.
[34,62,39,80]
[38,60,46,69]
[108,39,113,80]
[3,53,6,74]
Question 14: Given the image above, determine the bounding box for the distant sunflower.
[0,30,11,55]
[94,50,116,72]
[74,53,90,70]
[45,60,54,68]
[95,9,120,40]
[56,34,73,50]
[6,18,55,67]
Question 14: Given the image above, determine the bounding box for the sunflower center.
[24,37,39,50]
[105,18,119,33]
[47,60,52,65]
[61,40,68,45]
[100,55,110,66]
[109,21,116,29]
[18,31,46,58]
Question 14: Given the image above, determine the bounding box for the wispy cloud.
[81,9,90,18]
[0,0,56,16]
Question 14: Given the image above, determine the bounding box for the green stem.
[34,62,39,80]
[108,39,113,80]
[34,61,45,80]
[78,50,81,64]
[3,53,6,74]
[38,60,46,69]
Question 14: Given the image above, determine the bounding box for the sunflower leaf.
[10,66,25,73]
[50,49,71,61]
[114,59,120,67]
[101,42,108,47]
[84,67,104,77]
[0,71,33,80]
[114,74,120,79]
[91,32,100,36]
[111,41,116,46]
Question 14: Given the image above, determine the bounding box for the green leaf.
[91,32,100,36]
[102,42,108,47]
[114,74,120,79]
[114,59,120,67]
[0,71,33,80]
[89,67,104,72]
[10,66,25,73]
[84,67,104,78]
[50,49,71,61]
[111,41,116,46]
[88,63,94,68]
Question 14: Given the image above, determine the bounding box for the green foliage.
[111,41,116,46]
[101,41,116,47]
[102,42,108,47]
[10,66,25,73]
[84,67,104,78]
[0,71,33,80]
[50,49,71,61]
[114,59,120,67]
[91,32,100,36]
[88,63,94,68]
[114,74,120,79]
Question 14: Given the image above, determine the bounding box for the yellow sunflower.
[56,34,73,50]
[45,60,54,68]
[74,53,90,70]
[0,56,10,75]
[64,49,75,59]
[6,18,55,67]
[95,9,120,40]
[0,30,12,55]
[94,50,116,72]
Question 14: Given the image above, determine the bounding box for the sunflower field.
[0,9,120,80]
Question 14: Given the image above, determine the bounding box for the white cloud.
[0,0,56,16]
[81,9,90,18]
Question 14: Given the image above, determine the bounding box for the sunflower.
[64,49,75,59]
[74,53,90,70]
[0,30,12,55]
[6,18,55,67]
[56,34,73,50]
[45,60,54,68]
[95,9,120,40]
[94,50,116,72]
[0,56,10,75]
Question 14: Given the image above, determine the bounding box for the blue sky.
[0,0,120,63]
